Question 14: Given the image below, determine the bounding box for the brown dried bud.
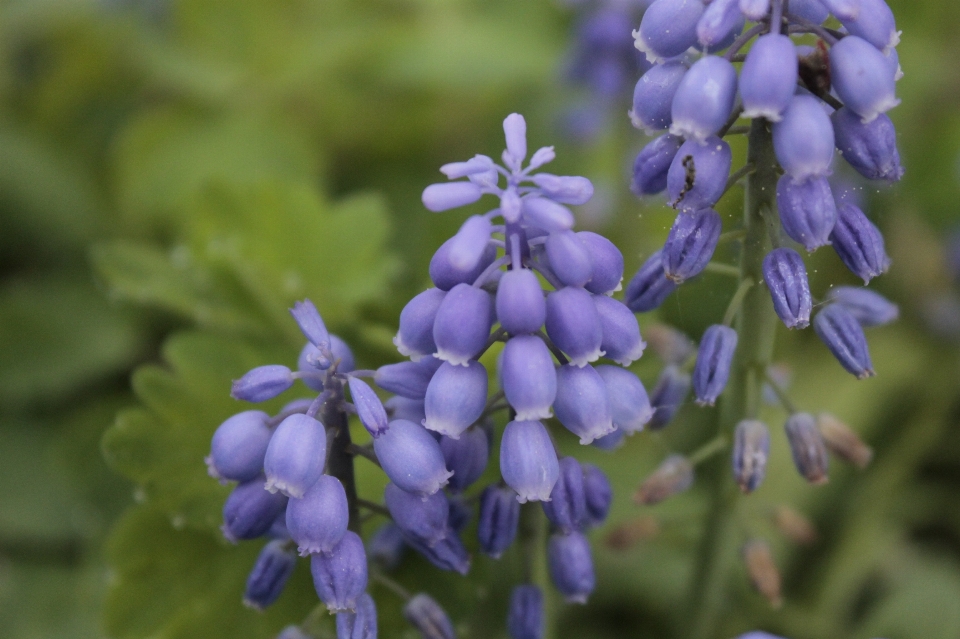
[643,324,695,365]
[634,455,694,505]
[742,539,782,608]
[604,517,661,551]
[817,413,873,469]
[772,505,818,546]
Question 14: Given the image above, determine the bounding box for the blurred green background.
[1,0,959,638]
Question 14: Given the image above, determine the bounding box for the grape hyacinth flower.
[763,248,813,329]
[662,209,723,283]
[547,531,596,604]
[693,324,738,407]
[814,304,875,378]
[732,420,770,494]
[508,585,544,639]
[831,202,892,284]
[784,413,830,484]
[631,134,683,196]
[666,137,733,212]
[827,286,899,327]
[775,176,838,252]
[243,539,297,610]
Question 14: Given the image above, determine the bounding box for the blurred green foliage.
[1,0,959,638]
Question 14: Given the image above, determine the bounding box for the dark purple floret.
[631,134,683,197]
[243,539,297,610]
[762,248,813,329]
[508,585,544,639]
[813,304,875,379]
[830,202,891,284]
[477,485,521,558]
[542,457,588,534]
[624,250,678,313]
[662,209,723,283]
[693,324,738,406]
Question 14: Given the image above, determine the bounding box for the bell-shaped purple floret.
[263,413,327,498]
[631,134,683,197]
[669,56,738,144]
[521,197,575,232]
[792,0,830,23]
[348,377,389,438]
[596,365,653,434]
[368,522,406,571]
[500,420,560,503]
[693,324,738,407]
[667,137,733,212]
[546,230,594,288]
[831,107,903,181]
[542,457,587,533]
[441,425,490,492]
[762,248,813,329]
[497,269,546,335]
[821,0,860,20]
[243,539,297,610]
[594,295,645,366]
[448,215,493,274]
[814,304,875,378]
[477,485,521,558]
[649,364,692,429]
[404,594,456,639]
[697,0,745,51]
[384,482,450,547]
[374,357,443,401]
[508,585,544,639]
[740,34,798,122]
[311,531,368,613]
[547,531,595,604]
[776,176,838,252]
[337,593,378,639]
[634,0,705,62]
[422,182,484,212]
[739,0,770,20]
[231,365,294,403]
[430,236,498,291]
[838,0,899,52]
[827,286,898,327]
[663,209,723,283]
[207,410,271,483]
[407,532,471,575]
[433,283,493,366]
[501,335,557,420]
[373,419,453,496]
[830,203,891,283]
[554,364,615,444]
[773,95,835,180]
[531,173,594,206]
[395,288,446,360]
[581,464,612,527]
[624,250,678,313]
[423,360,488,439]
[545,287,604,367]
[732,419,770,494]
[286,475,348,555]
[830,35,899,123]
[222,478,289,543]
[579,232,624,295]
[630,61,688,133]
[784,412,830,484]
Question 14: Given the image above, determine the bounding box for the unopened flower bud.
[508,585,544,639]
[732,420,770,494]
[762,248,813,329]
[772,505,818,545]
[741,35,798,121]
[742,539,782,608]
[832,107,903,181]
[814,304,875,379]
[634,454,694,505]
[404,593,455,639]
[422,182,484,212]
[826,286,898,327]
[500,420,560,503]
[776,176,837,252]
[231,365,295,403]
[264,413,327,498]
[243,539,297,610]
[407,533,470,575]
[440,155,496,179]
[817,412,874,468]
[582,463,613,527]
[643,324,695,364]
[663,209,722,283]
[373,419,453,497]
[311,531,368,613]
[631,134,683,196]
[531,173,593,206]
[624,250,678,313]
[430,236,498,291]
[521,197,575,232]
[784,413,830,485]
[694,325,738,407]
[547,531,596,604]
[830,202,891,284]
[830,35,899,123]
[666,137,733,212]
[395,288,446,360]
[669,56,738,144]
[648,365,691,430]
[477,485,521,558]
[286,475,348,555]
[542,457,588,533]
[347,377,389,438]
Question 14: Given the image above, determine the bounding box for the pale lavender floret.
[528,146,557,171]
[531,173,594,205]
[666,136,733,212]
[430,236,498,291]
[821,0,860,20]
[477,485,521,558]
[624,250,678,313]
[384,482,450,547]
[500,420,560,503]
[263,413,327,498]
[827,286,899,326]
[522,197,576,232]
[776,175,838,252]
[546,230,594,288]
[373,419,453,496]
[596,365,654,433]
[311,531,368,613]
[830,35,900,123]
[337,593,378,639]
[579,232,624,295]
[290,299,330,352]
[395,288,446,361]
[348,377,389,438]
[440,154,496,179]
[831,107,903,181]
[634,0,705,63]
[545,287,604,367]
[791,0,830,23]
[448,215,493,272]
[830,202,891,283]
[421,182,484,212]
[423,360,488,439]
[285,475,348,555]
[669,56,738,144]
[222,478,289,542]
[732,419,770,494]
[542,457,587,534]
[433,283,493,365]
[773,94,836,180]
[375,357,442,400]
[581,464,613,527]
[762,248,813,329]
[404,594,456,639]
[503,113,528,171]
[693,324,738,407]
[407,531,470,575]
[231,365,294,403]
[838,0,899,52]
[554,364,615,444]
[508,585,544,639]
[207,410,271,483]
[243,539,297,610]
[739,0,770,20]
[629,61,687,133]
[784,412,830,484]
[496,268,546,335]
[740,34,798,122]
[368,522,406,570]
[440,424,490,492]
[662,209,723,283]
[648,364,691,429]
[814,304,875,378]
[593,295,646,366]
[500,335,557,420]
[547,531,595,604]
[697,0,745,51]
[631,133,683,196]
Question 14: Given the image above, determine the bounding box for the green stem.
[685,119,782,639]
[519,503,556,639]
